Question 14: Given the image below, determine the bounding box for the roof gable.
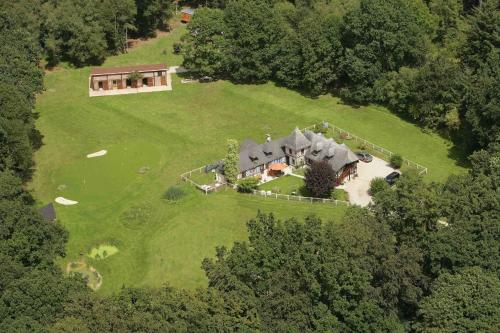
[284,128,311,150]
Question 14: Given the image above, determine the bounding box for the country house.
[238,128,359,183]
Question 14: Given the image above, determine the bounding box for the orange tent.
[268,163,287,171]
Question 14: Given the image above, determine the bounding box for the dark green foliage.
[425,150,500,276]
[237,177,259,193]
[134,0,173,37]
[461,63,500,149]
[224,0,283,83]
[172,41,181,54]
[304,161,336,197]
[164,186,185,201]
[0,269,86,326]
[1,0,168,67]
[428,0,464,47]
[339,0,433,103]
[224,139,239,183]
[458,0,500,150]
[372,172,441,243]
[415,267,500,332]
[0,84,37,179]
[128,70,144,81]
[409,54,462,129]
[202,211,429,331]
[0,11,43,105]
[369,177,389,196]
[459,0,499,74]
[273,13,343,96]
[182,7,227,77]
[99,0,137,54]
[390,153,404,169]
[43,0,108,67]
[377,54,463,130]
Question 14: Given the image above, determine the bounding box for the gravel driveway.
[339,156,397,206]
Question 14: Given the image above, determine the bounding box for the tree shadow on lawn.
[335,94,473,170]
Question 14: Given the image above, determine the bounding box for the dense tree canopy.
[339,0,433,103]
[415,267,500,332]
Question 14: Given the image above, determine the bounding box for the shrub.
[313,124,328,134]
[237,177,259,193]
[164,186,185,202]
[173,42,182,54]
[331,189,348,201]
[390,154,404,169]
[370,177,389,196]
[224,139,239,183]
[340,132,351,140]
[305,161,336,198]
[128,71,143,81]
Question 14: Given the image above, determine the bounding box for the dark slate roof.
[284,128,311,151]
[38,203,56,222]
[238,128,358,173]
[239,137,286,172]
[304,131,358,172]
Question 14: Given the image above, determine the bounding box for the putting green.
[88,245,119,260]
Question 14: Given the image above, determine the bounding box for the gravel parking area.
[340,156,397,206]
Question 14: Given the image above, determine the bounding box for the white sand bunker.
[55,197,79,205]
[86,150,107,158]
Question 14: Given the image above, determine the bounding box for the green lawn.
[31,24,466,294]
[259,176,305,195]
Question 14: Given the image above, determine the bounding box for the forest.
[0,0,499,332]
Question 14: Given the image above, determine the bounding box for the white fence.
[252,190,350,206]
[180,165,225,194]
[302,123,428,175]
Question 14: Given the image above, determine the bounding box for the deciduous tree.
[304,161,336,197]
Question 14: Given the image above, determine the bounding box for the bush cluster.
[390,154,404,169]
[237,177,259,193]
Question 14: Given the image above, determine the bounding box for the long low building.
[89,64,170,97]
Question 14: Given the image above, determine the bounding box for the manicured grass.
[189,170,217,185]
[259,176,305,195]
[31,23,466,294]
[332,189,349,201]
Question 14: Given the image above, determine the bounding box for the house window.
[157,71,163,76]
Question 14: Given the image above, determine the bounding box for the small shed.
[181,8,194,23]
[38,203,56,222]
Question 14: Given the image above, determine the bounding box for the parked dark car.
[199,76,214,83]
[385,171,400,185]
[355,151,373,163]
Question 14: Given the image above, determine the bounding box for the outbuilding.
[38,203,56,222]
[181,8,194,23]
[89,64,169,97]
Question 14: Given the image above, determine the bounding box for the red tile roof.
[90,64,168,76]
